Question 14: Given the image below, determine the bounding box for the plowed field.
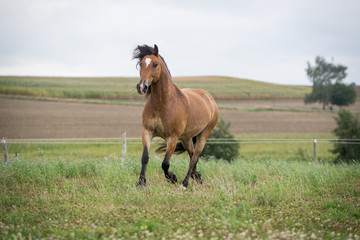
[2,98,357,139]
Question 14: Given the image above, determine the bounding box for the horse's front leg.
[162,137,178,184]
[137,129,152,187]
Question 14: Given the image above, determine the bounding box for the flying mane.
[133,45,172,78]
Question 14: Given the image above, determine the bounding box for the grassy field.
[1,76,359,239]
[1,136,360,239]
[0,76,310,102]
[6,133,337,162]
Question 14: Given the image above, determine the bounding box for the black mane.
[133,45,154,63]
[133,44,171,77]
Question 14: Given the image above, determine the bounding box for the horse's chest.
[143,112,183,138]
[144,116,164,133]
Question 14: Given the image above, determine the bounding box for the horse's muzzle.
[137,80,149,95]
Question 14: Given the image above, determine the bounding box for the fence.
[2,135,360,163]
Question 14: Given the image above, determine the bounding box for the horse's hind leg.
[161,137,178,184]
[191,167,203,184]
[182,134,208,188]
[182,138,203,184]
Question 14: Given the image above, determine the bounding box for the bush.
[330,82,356,108]
[332,109,360,163]
[201,118,239,162]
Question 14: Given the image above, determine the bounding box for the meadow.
[1,136,360,239]
[1,76,359,239]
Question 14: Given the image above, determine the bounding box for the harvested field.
[0,98,347,139]
[217,99,360,111]
[0,98,142,139]
[221,109,336,134]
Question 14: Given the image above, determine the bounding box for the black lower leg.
[162,154,177,183]
[138,147,149,186]
[191,171,203,184]
[182,167,193,188]
[183,156,201,187]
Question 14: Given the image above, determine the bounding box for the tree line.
[202,57,359,163]
[305,56,356,110]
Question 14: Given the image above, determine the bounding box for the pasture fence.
[122,132,127,156]
[2,134,360,163]
[2,137,8,163]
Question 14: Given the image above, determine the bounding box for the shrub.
[330,82,356,108]
[201,118,239,162]
[332,109,360,163]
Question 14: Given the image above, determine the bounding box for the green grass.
[237,133,336,161]
[6,133,336,162]
[0,76,310,103]
[1,136,359,239]
[0,76,139,100]
[175,76,310,99]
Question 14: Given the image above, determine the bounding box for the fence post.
[313,138,318,164]
[122,132,127,157]
[2,137,8,163]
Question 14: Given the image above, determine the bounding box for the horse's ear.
[153,44,159,56]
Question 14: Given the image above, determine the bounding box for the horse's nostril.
[136,83,141,94]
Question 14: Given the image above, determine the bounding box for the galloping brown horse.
[133,44,219,188]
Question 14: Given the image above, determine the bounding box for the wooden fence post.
[2,137,8,163]
[313,138,318,164]
[122,132,127,157]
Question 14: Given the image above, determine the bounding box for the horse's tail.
[155,137,197,155]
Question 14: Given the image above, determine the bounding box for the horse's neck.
[150,71,180,106]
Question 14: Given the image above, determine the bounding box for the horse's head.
[133,44,162,95]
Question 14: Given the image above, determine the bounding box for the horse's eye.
[153,63,158,69]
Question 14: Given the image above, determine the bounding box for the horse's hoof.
[191,171,203,184]
[196,178,203,184]
[179,185,187,190]
[137,176,146,189]
[136,183,146,190]
[136,179,146,189]
[166,172,177,184]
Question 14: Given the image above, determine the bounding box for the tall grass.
[1,141,359,239]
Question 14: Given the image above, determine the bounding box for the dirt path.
[1,98,337,139]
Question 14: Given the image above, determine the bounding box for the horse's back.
[181,88,218,124]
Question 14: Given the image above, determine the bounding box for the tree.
[332,109,360,163]
[201,118,239,162]
[305,56,348,110]
[330,82,356,108]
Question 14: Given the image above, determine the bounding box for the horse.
[133,44,219,189]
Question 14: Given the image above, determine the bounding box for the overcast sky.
[0,0,359,85]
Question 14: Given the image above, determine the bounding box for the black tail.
[155,137,197,155]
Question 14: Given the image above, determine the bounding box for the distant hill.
[0,76,311,101]
[174,76,310,100]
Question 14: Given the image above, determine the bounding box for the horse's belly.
[180,111,210,139]
[180,89,217,138]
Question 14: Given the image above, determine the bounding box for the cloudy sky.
[0,0,359,85]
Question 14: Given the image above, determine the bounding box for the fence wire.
[5,138,360,145]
